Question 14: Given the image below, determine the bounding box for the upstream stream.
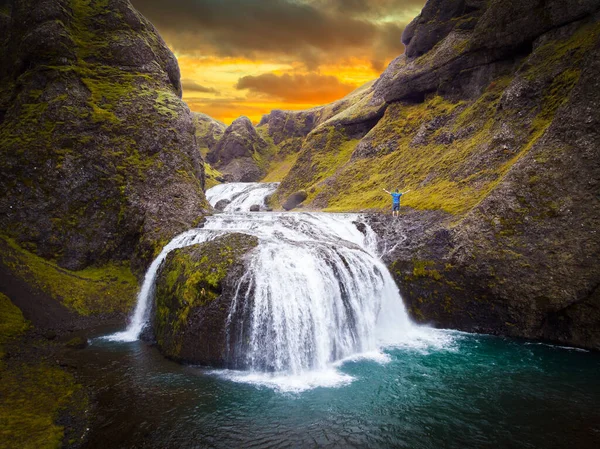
[68,183,600,448]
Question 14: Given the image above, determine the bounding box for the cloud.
[236,72,356,103]
[181,79,219,94]
[131,0,425,68]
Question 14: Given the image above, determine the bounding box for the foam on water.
[206,182,279,212]
[211,368,355,394]
[105,182,457,391]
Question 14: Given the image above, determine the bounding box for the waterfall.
[206,182,279,212]
[104,229,220,342]
[226,237,411,373]
[106,183,415,382]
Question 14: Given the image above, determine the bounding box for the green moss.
[0,293,29,343]
[154,91,179,119]
[0,363,83,449]
[411,260,443,281]
[204,162,223,189]
[154,233,258,356]
[523,21,600,82]
[262,152,300,183]
[0,236,138,316]
[279,126,360,206]
[0,284,83,449]
[0,293,30,362]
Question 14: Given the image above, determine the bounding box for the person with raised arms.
[383,188,410,218]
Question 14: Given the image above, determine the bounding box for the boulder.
[214,199,231,211]
[152,233,259,366]
[65,337,88,350]
[220,157,263,183]
[282,191,308,211]
[249,205,260,212]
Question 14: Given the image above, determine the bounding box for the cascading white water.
[226,237,411,374]
[105,229,222,342]
[107,183,418,388]
[206,182,279,212]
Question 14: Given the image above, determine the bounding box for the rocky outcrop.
[376,0,600,103]
[258,109,317,146]
[152,233,258,366]
[0,0,210,275]
[260,0,600,348]
[206,116,270,182]
[363,5,600,350]
[193,112,226,156]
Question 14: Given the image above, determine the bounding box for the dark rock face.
[193,112,226,155]
[376,0,600,103]
[0,0,210,272]
[249,205,260,212]
[207,116,268,182]
[402,0,487,59]
[219,157,264,183]
[152,233,258,366]
[282,190,308,211]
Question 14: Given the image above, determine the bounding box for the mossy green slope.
[0,292,29,362]
[0,235,137,316]
[276,20,600,214]
[0,293,84,449]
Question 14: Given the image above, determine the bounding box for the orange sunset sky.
[132,0,426,124]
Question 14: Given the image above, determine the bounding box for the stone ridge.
[376,0,600,103]
[206,116,270,182]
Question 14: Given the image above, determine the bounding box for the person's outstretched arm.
[403,190,411,194]
[382,189,391,194]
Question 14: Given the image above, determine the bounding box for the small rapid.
[206,182,279,212]
[106,183,424,389]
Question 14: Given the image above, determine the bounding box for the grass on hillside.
[0,236,138,316]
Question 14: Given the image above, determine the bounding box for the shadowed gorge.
[1,0,600,448]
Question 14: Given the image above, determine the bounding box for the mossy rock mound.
[152,233,258,366]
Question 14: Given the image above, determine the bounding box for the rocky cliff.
[0,0,210,319]
[205,116,272,182]
[193,112,226,188]
[250,0,600,349]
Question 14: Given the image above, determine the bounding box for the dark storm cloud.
[315,0,425,16]
[181,79,219,94]
[131,0,425,66]
[236,73,356,103]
